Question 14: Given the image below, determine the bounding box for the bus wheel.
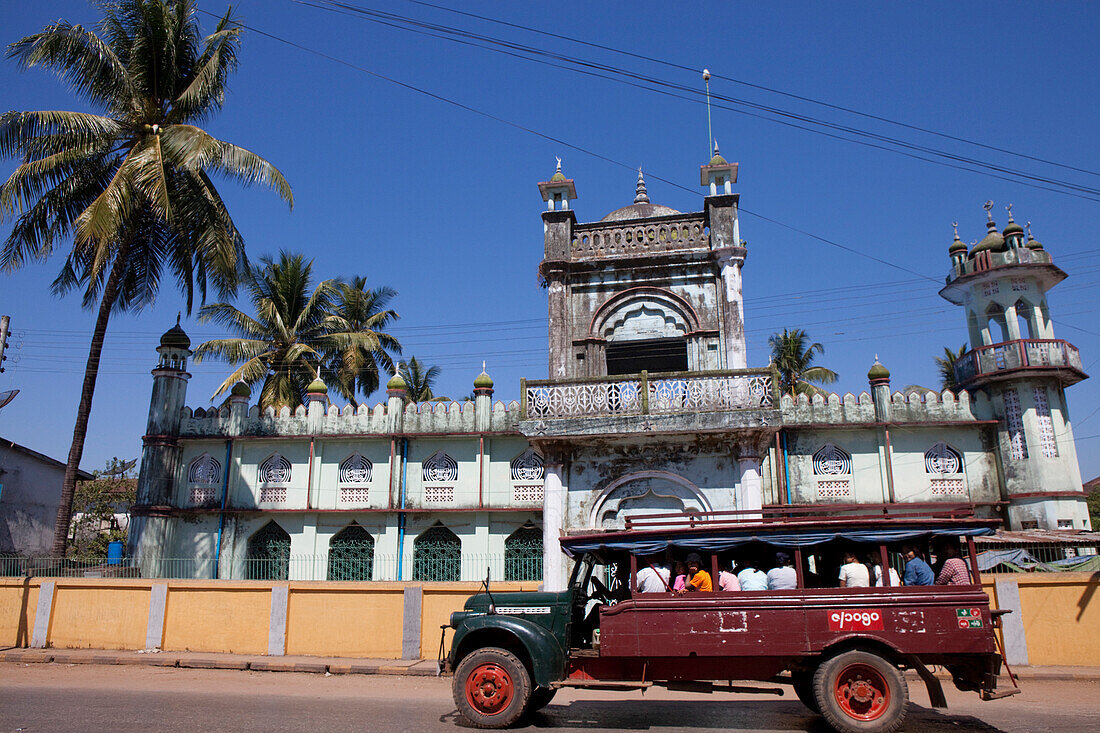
[791,670,820,713]
[813,650,908,733]
[453,647,532,728]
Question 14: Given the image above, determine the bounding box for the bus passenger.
[736,559,768,591]
[681,553,713,593]
[871,556,902,587]
[672,561,688,592]
[636,555,671,592]
[717,561,741,591]
[935,544,971,585]
[838,551,871,587]
[901,545,935,586]
[766,552,798,590]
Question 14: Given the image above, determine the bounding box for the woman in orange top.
[682,552,713,592]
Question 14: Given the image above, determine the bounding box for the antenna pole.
[0,315,10,373]
[703,69,713,156]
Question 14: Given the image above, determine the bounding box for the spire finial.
[555,156,562,173]
[952,221,960,240]
[713,139,720,156]
[983,200,995,221]
[1025,221,1034,241]
[176,312,181,326]
[482,360,486,372]
[1005,203,1015,223]
[634,167,650,204]
[874,353,880,363]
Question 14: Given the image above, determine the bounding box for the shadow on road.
[444,700,1009,731]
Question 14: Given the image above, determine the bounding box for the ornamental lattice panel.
[1003,389,1028,460]
[813,444,851,476]
[424,486,454,503]
[648,374,773,412]
[189,486,217,504]
[513,485,544,503]
[339,487,370,504]
[259,486,287,503]
[188,454,221,485]
[526,380,641,418]
[338,454,373,484]
[259,453,292,484]
[510,450,544,482]
[422,452,458,482]
[816,480,851,499]
[1033,387,1059,457]
[930,478,965,496]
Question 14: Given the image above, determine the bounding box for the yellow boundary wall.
[2,574,1096,664]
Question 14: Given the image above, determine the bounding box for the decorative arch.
[246,521,291,580]
[813,444,851,476]
[925,442,963,474]
[188,453,221,485]
[339,453,373,484]
[412,523,461,581]
[422,451,458,483]
[327,523,375,580]
[258,453,292,484]
[588,470,712,529]
[589,286,701,340]
[510,448,544,482]
[504,522,543,581]
[985,302,1009,343]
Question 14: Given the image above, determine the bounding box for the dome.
[949,234,967,254]
[1027,235,1044,250]
[159,316,190,349]
[473,366,494,389]
[971,227,1005,255]
[549,170,567,182]
[230,381,251,397]
[387,373,407,390]
[1003,221,1024,236]
[867,359,890,381]
[306,377,327,394]
[600,202,682,222]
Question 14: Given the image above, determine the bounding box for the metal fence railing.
[0,553,544,583]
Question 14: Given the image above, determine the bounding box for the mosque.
[128,147,1091,585]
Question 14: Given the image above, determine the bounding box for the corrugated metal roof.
[975,529,1100,546]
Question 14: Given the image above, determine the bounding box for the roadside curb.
[0,648,440,677]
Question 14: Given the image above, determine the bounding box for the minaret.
[131,317,193,555]
[701,142,747,368]
[537,159,578,379]
[940,204,1090,530]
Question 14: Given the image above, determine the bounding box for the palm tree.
[399,356,442,402]
[323,276,401,403]
[193,252,368,409]
[935,343,968,392]
[0,1,292,555]
[768,329,839,398]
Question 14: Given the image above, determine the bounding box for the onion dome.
[708,140,727,166]
[1002,204,1023,236]
[867,356,891,382]
[230,381,251,398]
[949,222,967,255]
[306,377,327,394]
[159,314,190,349]
[971,205,1005,254]
[601,168,682,221]
[1025,222,1044,250]
[386,373,407,390]
[473,363,494,389]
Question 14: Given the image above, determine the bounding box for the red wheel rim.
[834,663,890,721]
[465,662,515,716]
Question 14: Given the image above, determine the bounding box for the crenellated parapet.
[780,388,992,425]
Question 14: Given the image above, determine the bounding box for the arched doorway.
[328,523,375,580]
[245,521,291,580]
[413,523,461,581]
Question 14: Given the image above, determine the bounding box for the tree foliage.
[768,328,838,398]
[68,457,136,560]
[399,356,442,402]
[936,343,968,392]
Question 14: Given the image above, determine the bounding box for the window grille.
[816,480,851,499]
[424,486,454,503]
[930,478,965,495]
[327,524,375,580]
[513,485,544,503]
[188,454,222,485]
[813,444,851,475]
[504,523,543,581]
[925,442,963,474]
[1003,389,1028,460]
[1057,519,1074,529]
[510,449,544,482]
[1033,387,1059,457]
[338,454,373,484]
[189,486,217,504]
[245,522,291,580]
[412,524,461,581]
[339,487,370,504]
[259,486,287,503]
[983,280,1000,297]
[259,453,292,484]
[422,452,458,482]
[1011,277,1028,292]
[1020,520,1039,530]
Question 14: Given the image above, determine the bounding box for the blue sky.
[1,1,1098,482]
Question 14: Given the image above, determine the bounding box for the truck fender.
[451,615,566,688]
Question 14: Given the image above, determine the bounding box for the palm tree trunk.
[50,243,129,557]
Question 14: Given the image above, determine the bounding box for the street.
[1,663,1097,732]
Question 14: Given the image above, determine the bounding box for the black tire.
[791,670,820,714]
[452,647,532,729]
[528,687,557,712]
[812,650,908,733]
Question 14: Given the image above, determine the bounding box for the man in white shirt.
[635,556,671,592]
[737,561,768,591]
[766,552,798,590]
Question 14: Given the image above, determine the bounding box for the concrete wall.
[0,443,66,555]
[0,578,537,659]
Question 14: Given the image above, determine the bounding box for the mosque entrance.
[606,337,687,375]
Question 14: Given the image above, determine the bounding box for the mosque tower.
[940,204,1091,530]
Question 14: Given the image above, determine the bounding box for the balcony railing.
[953,339,1084,384]
[521,368,776,420]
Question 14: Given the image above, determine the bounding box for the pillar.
[736,443,763,518]
[542,457,567,591]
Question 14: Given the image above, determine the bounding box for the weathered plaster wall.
[0,444,66,555]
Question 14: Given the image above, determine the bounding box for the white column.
[1004,302,1022,341]
[542,461,567,591]
[716,250,747,369]
[737,456,763,519]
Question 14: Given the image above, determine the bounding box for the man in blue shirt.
[902,545,935,585]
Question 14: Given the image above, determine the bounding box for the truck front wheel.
[453,647,532,728]
[812,650,908,733]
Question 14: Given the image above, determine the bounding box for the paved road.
[1,663,1097,732]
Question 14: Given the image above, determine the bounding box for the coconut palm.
[768,328,838,398]
[0,1,292,555]
[399,356,442,402]
[193,252,386,409]
[322,276,401,403]
[936,344,968,392]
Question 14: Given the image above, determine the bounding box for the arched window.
[246,521,291,580]
[985,303,1009,344]
[510,449,544,503]
[187,453,221,504]
[1013,298,1037,340]
[813,444,851,499]
[422,451,458,504]
[504,523,543,581]
[327,524,375,581]
[338,453,372,504]
[413,523,461,581]
[258,453,292,503]
[925,442,965,496]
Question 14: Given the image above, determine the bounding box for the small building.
[0,437,92,555]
